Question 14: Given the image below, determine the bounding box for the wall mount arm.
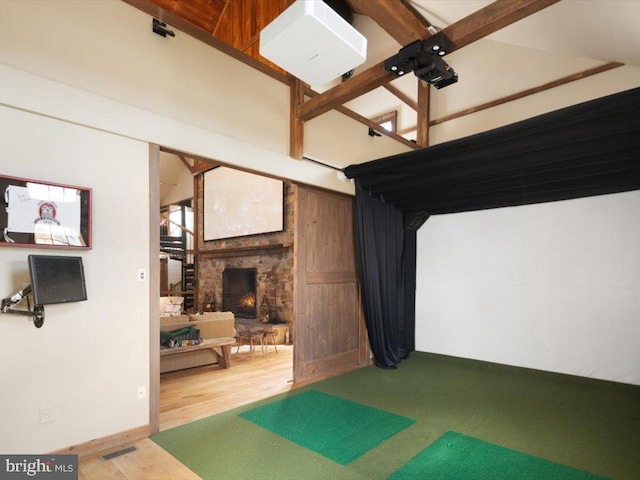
[1,285,45,328]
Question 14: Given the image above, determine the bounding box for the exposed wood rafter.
[239,33,260,52]
[303,87,418,149]
[177,154,216,175]
[298,63,394,122]
[429,61,625,126]
[298,0,560,122]
[123,0,416,154]
[347,0,428,46]
[177,154,193,172]
[191,161,217,175]
[126,0,565,157]
[395,61,625,135]
[327,100,418,149]
[383,84,418,111]
[349,0,438,149]
[397,125,417,135]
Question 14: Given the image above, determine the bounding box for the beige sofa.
[160,312,235,373]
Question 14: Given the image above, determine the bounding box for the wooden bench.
[160,337,235,369]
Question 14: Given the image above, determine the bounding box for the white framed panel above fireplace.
[204,167,284,241]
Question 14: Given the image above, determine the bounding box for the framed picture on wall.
[0,174,91,249]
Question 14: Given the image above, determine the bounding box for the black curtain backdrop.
[344,87,640,218]
[354,182,415,368]
[345,87,640,369]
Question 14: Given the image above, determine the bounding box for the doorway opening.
[154,148,294,431]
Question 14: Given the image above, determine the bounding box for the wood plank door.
[293,186,369,384]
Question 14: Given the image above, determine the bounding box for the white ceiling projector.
[260,0,367,87]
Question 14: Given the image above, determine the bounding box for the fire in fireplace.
[238,292,256,310]
[222,268,257,319]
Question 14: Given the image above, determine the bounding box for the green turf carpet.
[238,389,415,465]
[388,431,611,480]
[152,352,638,479]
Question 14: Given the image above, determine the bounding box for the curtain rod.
[302,156,343,172]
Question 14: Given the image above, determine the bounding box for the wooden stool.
[261,330,278,355]
[235,327,267,359]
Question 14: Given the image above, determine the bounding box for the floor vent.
[102,446,137,460]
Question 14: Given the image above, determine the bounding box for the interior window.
[371,110,398,133]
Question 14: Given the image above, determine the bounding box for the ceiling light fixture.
[384,32,458,89]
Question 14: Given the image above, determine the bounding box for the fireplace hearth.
[222,268,257,319]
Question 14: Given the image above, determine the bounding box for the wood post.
[416,80,430,147]
[290,78,304,159]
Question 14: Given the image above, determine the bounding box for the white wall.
[429,40,640,145]
[0,106,149,452]
[0,0,409,183]
[160,165,193,207]
[415,191,640,385]
[305,108,412,168]
[1,0,639,454]
[0,0,406,453]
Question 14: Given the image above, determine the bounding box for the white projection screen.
[203,167,284,241]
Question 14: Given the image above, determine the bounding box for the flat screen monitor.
[28,255,87,305]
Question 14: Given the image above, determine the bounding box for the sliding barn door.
[293,186,369,384]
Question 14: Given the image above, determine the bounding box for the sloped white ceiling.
[410,0,640,67]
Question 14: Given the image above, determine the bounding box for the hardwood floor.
[79,344,294,479]
[78,438,201,480]
[160,343,294,430]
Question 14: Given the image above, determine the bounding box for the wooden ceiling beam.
[298,0,560,122]
[124,0,424,152]
[335,106,418,150]
[429,61,625,126]
[397,125,417,135]
[347,0,428,46]
[298,63,393,122]
[177,155,194,172]
[347,0,436,150]
[383,84,418,111]
[397,61,625,134]
[444,0,560,50]
[303,87,418,150]
[176,155,216,175]
[191,160,216,174]
[239,33,260,53]
[125,0,417,153]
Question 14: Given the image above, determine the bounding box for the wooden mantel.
[199,243,291,259]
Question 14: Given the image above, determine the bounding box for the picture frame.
[0,174,91,249]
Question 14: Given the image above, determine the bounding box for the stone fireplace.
[196,181,296,333]
[199,254,293,325]
[222,268,257,319]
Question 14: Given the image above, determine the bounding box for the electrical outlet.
[137,385,147,399]
[138,269,146,282]
[39,406,53,424]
